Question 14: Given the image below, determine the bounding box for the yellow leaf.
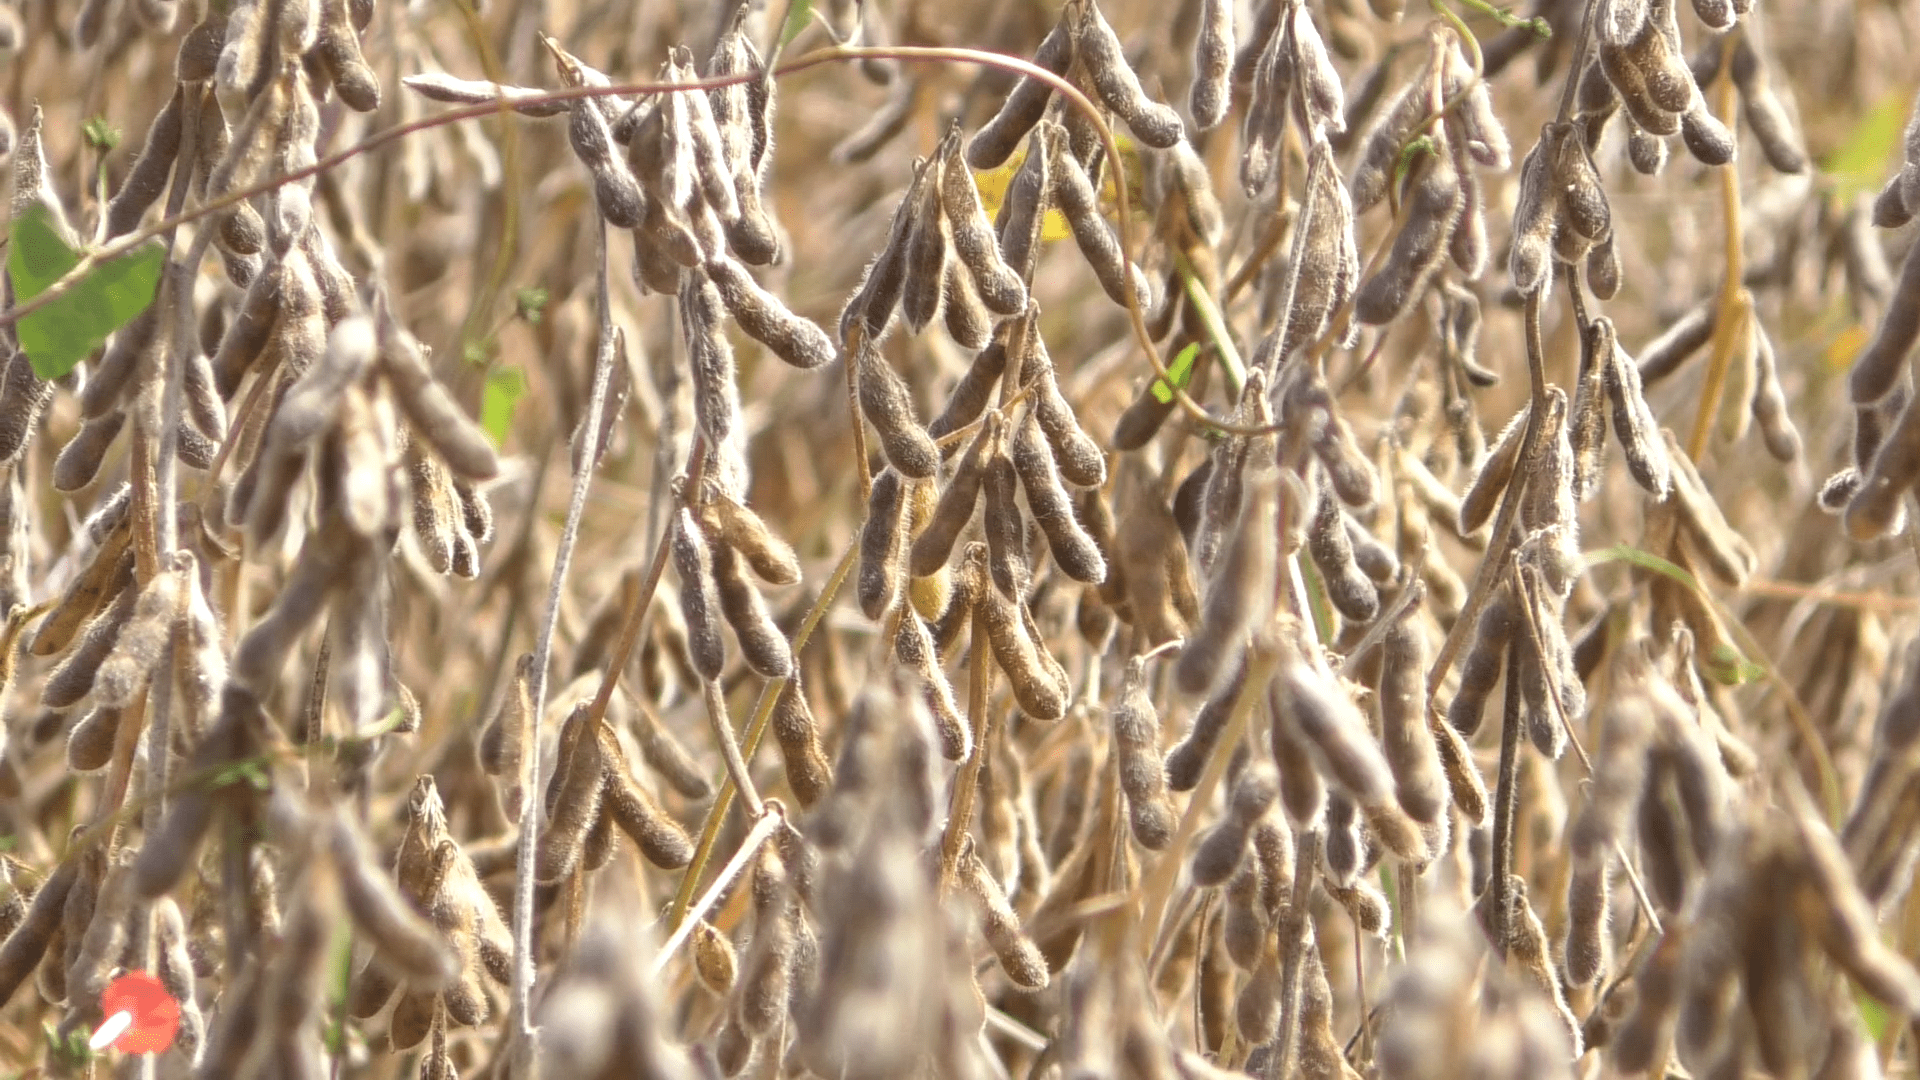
[1826,323,1870,373]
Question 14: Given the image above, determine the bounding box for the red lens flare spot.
[98,971,180,1055]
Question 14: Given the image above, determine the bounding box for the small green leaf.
[1857,985,1892,1042]
[9,204,166,380]
[515,286,550,325]
[1584,544,1767,685]
[482,365,527,448]
[1703,642,1766,687]
[1151,343,1200,404]
[780,0,814,46]
[1826,87,1912,201]
[1447,0,1551,34]
[82,116,121,152]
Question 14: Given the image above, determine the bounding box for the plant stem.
[651,805,785,977]
[508,219,619,1038]
[1427,290,1550,696]
[1687,39,1748,462]
[938,607,996,894]
[1488,632,1524,959]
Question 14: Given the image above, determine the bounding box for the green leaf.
[780,0,814,46]
[1857,985,1892,1042]
[515,285,550,326]
[82,116,121,152]
[1150,343,1200,404]
[482,365,527,449]
[8,204,166,380]
[1826,87,1912,201]
[1584,544,1766,685]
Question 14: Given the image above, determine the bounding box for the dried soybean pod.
[570,99,644,229]
[1175,473,1277,696]
[1730,38,1806,174]
[210,260,280,398]
[682,275,744,449]
[1021,329,1107,487]
[41,580,140,709]
[1852,239,1920,406]
[66,707,119,771]
[711,542,793,679]
[942,267,994,350]
[859,468,910,618]
[911,414,998,576]
[1221,863,1269,967]
[1508,126,1561,296]
[1012,413,1105,583]
[1680,105,1736,166]
[479,653,530,783]
[1279,658,1421,859]
[536,706,610,883]
[1460,406,1527,534]
[673,509,728,680]
[693,921,737,995]
[771,681,832,807]
[1345,517,1398,584]
[331,817,461,990]
[53,411,126,492]
[996,128,1052,282]
[1190,0,1234,129]
[1627,122,1669,174]
[895,610,967,761]
[1849,395,1920,541]
[0,857,76,1008]
[1293,375,1377,508]
[1564,841,1612,986]
[1447,590,1515,736]
[1167,654,1250,792]
[1069,0,1183,147]
[967,546,1067,720]
[982,438,1030,600]
[928,336,1007,441]
[1113,659,1176,849]
[1052,134,1153,310]
[940,134,1027,314]
[1595,317,1672,496]
[380,327,500,481]
[1636,302,1717,385]
[839,166,921,342]
[628,699,712,802]
[967,19,1072,170]
[177,11,225,80]
[32,535,133,659]
[105,86,185,240]
[700,494,801,585]
[856,337,940,479]
[901,161,952,333]
[314,0,378,111]
[1874,173,1913,229]
[1749,322,1801,463]
[1379,603,1443,824]
[1355,148,1463,325]
[1193,764,1279,886]
[961,842,1049,989]
[90,562,185,709]
[0,349,53,465]
[1306,481,1378,624]
[601,730,695,869]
